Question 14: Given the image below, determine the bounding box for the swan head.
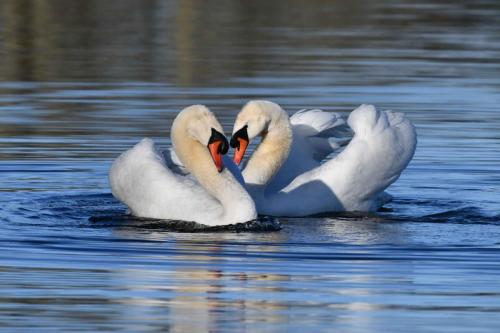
[230,100,289,165]
[172,105,229,172]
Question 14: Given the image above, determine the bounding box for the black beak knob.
[230,125,248,149]
[208,128,229,154]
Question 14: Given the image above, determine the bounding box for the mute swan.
[109,105,257,226]
[230,100,417,216]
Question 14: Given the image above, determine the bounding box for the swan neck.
[243,119,292,185]
[172,127,256,223]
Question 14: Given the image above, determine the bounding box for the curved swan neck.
[243,112,292,185]
[172,120,256,223]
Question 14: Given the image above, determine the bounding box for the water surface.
[1,1,500,332]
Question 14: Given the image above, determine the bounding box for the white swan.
[230,100,417,216]
[109,105,256,226]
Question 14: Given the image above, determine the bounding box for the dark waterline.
[1,1,500,332]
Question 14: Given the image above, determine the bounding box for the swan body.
[231,101,417,216]
[109,105,256,226]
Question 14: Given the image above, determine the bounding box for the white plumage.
[109,105,256,226]
[233,101,417,216]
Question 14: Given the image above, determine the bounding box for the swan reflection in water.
[106,219,417,332]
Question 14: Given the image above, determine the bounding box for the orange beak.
[233,138,249,166]
[230,125,249,166]
[208,140,224,172]
[207,128,229,172]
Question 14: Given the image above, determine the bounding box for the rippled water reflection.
[1,0,500,332]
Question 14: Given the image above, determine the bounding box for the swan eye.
[230,125,248,149]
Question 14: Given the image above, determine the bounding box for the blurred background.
[2,0,499,84]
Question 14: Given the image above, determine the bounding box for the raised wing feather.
[290,109,352,161]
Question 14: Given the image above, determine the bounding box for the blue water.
[1,1,500,332]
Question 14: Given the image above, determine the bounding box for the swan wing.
[291,108,352,160]
[162,147,189,176]
[267,109,352,191]
[109,138,220,220]
[260,105,416,216]
[341,105,417,210]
